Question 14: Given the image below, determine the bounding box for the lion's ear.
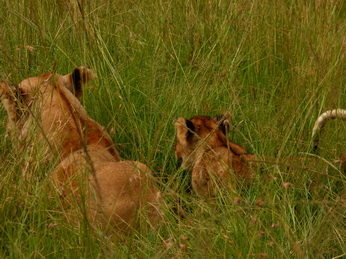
[216,112,231,135]
[175,117,195,134]
[0,81,23,130]
[0,81,22,101]
[175,117,188,134]
[175,117,196,144]
[64,66,95,100]
[0,81,11,98]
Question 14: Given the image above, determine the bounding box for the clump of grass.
[0,0,345,257]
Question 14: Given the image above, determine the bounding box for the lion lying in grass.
[0,67,162,232]
[175,110,346,197]
[174,113,256,196]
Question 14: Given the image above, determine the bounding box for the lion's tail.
[312,109,346,152]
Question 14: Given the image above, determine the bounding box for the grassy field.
[0,0,345,257]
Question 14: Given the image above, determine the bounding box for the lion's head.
[0,66,95,136]
[17,66,94,108]
[174,113,231,169]
[0,66,119,160]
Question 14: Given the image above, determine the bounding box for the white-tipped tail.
[312,109,346,137]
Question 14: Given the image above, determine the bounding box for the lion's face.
[174,114,230,169]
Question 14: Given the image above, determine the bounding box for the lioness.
[174,114,255,196]
[312,109,346,172]
[0,67,162,232]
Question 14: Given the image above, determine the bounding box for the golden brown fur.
[0,67,162,232]
[0,81,21,135]
[174,110,346,197]
[175,114,255,196]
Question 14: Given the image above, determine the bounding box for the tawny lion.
[174,110,346,198]
[312,109,346,173]
[174,114,255,196]
[0,67,162,232]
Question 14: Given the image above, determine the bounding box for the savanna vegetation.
[0,0,345,257]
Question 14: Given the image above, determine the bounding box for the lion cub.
[175,114,255,196]
[0,67,162,233]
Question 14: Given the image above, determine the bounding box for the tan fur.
[312,109,346,173]
[175,115,255,196]
[0,67,162,232]
[312,109,346,138]
[0,81,21,135]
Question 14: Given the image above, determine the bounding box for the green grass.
[0,0,345,257]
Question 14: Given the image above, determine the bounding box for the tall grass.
[0,0,345,257]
